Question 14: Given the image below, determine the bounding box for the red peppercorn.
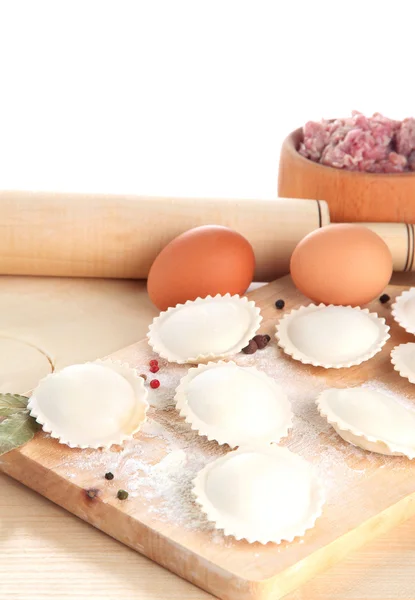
[150,379,160,389]
[150,365,159,373]
[149,359,159,367]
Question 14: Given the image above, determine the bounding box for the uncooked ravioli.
[392,288,415,334]
[288,307,378,362]
[391,342,415,383]
[317,386,415,457]
[147,294,262,363]
[28,361,149,448]
[276,305,389,368]
[193,446,325,544]
[174,361,292,447]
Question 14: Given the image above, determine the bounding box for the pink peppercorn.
[150,379,160,389]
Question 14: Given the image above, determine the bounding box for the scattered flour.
[361,379,415,413]
[58,402,227,539]
[56,339,411,546]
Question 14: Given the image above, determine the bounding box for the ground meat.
[396,118,415,156]
[299,112,413,173]
[300,121,330,161]
[368,153,408,174]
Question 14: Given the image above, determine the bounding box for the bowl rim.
[285,127,415,178]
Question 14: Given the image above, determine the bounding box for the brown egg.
[147,225,255,310]
[290,224,393,306]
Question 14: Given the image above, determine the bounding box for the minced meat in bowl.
[298,111,415,174]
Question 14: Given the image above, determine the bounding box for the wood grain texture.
[0,191,329,282]
[360,223,415,273]
[278,128,415,224]
[2,276,415,600]
[2,472,415,600]
[3,190,415,283]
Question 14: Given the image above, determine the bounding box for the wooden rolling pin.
[0,191,329,281]
[0,190,413,280]
[358,223,415,273]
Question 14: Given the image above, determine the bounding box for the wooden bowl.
[278,127,415,223]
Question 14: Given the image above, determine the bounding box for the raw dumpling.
[175,361,292,447]
[148,294,262,364]
[316,386,415,457]
[28,360,148,448]
[193,445,324,544]
[276,304,389,368]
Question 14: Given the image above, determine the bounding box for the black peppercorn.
[379,294,390,304]
[117,489,129,500]
[252,334,271,349]
[105,472,114,481]
[242,339,258,354]
[275,299,285,310]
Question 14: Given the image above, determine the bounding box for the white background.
[0,0,413,199]
[1,6,415,600]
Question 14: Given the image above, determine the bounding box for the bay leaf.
[0,411,40,456]
[0,393,29,418]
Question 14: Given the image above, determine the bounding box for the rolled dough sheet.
[0,274,409,395]
[0,276,158,394]
[0,338,52,393]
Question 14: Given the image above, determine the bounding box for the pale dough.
[148,295,261,363]
[0,276,158,394]
[276,304,389,368]
[392,289,415,334]
[193,445,324,544]
[28,361,148,448]
[391,342,415,384]
[288,307,379,363]
[0,337,52,394]
[317,386,415,457]
[175,361,292,447]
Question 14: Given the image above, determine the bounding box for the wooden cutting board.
[1,275,415,600]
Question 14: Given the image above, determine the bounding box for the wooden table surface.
[1,274,415,600]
